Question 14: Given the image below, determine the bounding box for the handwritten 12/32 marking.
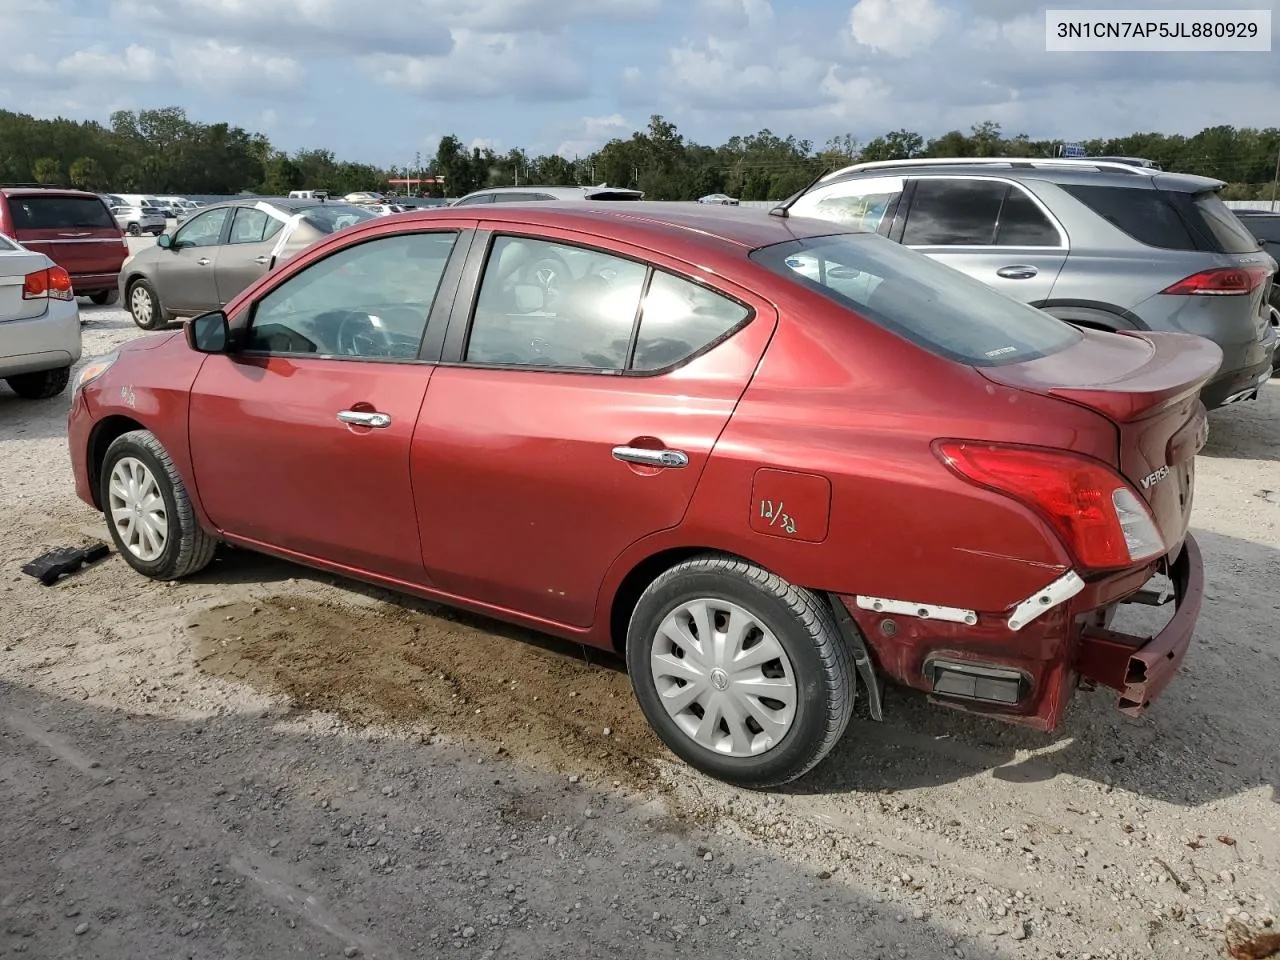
[758,499,797,535]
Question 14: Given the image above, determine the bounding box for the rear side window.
[631,272,750,371]
[751,233,1082,367]
[996,189,1061,246]
[902,179,1006,246]
[1059,184,1197,250]
[8,196,115,230]
[1182,192,1263,254]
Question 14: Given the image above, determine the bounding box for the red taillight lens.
[22,266,75,302]
[1160,266,1268,296]
[934,441,1165,571]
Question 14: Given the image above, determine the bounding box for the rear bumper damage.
[831,532,1204,731]
[1075,533,1203,716]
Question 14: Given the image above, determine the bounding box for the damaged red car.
[66,202,1220,788]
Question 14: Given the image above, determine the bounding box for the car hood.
[120,331,180,353]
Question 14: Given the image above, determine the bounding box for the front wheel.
[626,554,855,788]
[100,430,217,580]
[127,223,141,236]
[127,278,165,330]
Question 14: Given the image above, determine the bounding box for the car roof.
[0,186,105,199]
[816,159,1222,193]
[466,185,642,199]
[194,197,356,213]
[387,200,848,252]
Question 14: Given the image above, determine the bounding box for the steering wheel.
[517,256,572,308]
[335,312,395,357]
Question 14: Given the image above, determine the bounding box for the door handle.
[197,257,211,266]
[996,265,1038,279]
[337,410,392,428]
[254,255,270,265]
[612,445,689,468]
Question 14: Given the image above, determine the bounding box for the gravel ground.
[1,281,1278,960]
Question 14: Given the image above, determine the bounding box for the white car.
[0,235,82,399]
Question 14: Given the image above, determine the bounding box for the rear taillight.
[1160,266,1269,296]
[934,441,1165,571]
[22,266,75,302]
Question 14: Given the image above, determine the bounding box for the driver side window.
[243,231,459,360]
[175,208,231,248]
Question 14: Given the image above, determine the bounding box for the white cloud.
[175,39,305,96]
[367,29,586,101]
[848,0,952,57]
[554,113,630,158]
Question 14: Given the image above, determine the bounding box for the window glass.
[995,188,1060,246]
[465,236,647,371]
[228,207,279,244]
[297,203,378,234]
[902,179,1006,246]
[453,193,495,206]
[9,196,115,230]
[1185,191,1263,254]
[631,272,750,371]
[244,231,458,359]
[788,176,903,233]
[1059,184,1197,250]
[175,208,231,248]
[751,233,1081,367]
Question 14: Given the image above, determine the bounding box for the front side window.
[752,232,1082,367]
[902,178,1007,246]
[244,231,459,359]
[175,208,231,248]
[465,236,647,370]
[788,176,904,234]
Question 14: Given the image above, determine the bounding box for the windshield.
[751,233,1082,367]
[298,203,379,233]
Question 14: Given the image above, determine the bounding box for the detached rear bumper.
[1075,533,1204,715]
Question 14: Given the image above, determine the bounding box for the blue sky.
[0,0,1275,167]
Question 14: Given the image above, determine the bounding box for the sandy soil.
[1,290,1277,960]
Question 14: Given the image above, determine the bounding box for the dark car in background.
[119,197,378,329]
[0,188,128,304]
[1235,209,1280,368]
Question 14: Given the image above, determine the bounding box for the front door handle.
[197,257,211,266]
[338,410,392,428]
[612,445,689,468]
[254,255,270,265]
[996,264,1038,279]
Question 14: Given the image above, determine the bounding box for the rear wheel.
[127,278,164,330]
[100,430,217,580]
[5,366,70,399]
[88,289,118,306]
[626,554,855,788]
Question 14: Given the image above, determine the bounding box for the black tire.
[99,429,217,581]
[127,278,165,330]
[626,554,855,789]
[88,289,118,306]
[127,223,141,236]
[5,366,70,399]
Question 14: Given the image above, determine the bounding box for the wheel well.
[86,415,146,508]
[608,546,746,654]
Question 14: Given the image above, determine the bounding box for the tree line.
[3,106,1277,202]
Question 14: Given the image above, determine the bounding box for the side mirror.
[186,310,230,354]
[156,233,172,249]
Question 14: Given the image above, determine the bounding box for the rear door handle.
[612,445,689,468]
[996,265,1038,279]
[197,257,211,266]
[338,410,392,428]
[254,255,270,265]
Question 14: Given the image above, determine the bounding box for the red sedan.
[67,203,1220,787]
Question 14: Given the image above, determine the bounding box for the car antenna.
[769,164,833,218]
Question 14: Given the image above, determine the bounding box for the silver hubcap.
[108,457,168,561]
[650,598,797,757]
[130,286,153,324]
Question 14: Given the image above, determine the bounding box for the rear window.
[298,204,378,233]
[1059,184,1198,250]
[751,233,1082,367]
[1182,192,1263,254]
[8,195,115,231]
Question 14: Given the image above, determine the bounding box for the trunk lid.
[0,245,53,323]
[979,328,1222,553]
[7,192,127,278]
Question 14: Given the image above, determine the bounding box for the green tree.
[33,156,62,184]
[68,156,103,190]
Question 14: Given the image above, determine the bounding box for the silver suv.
[782,158,1277,409]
